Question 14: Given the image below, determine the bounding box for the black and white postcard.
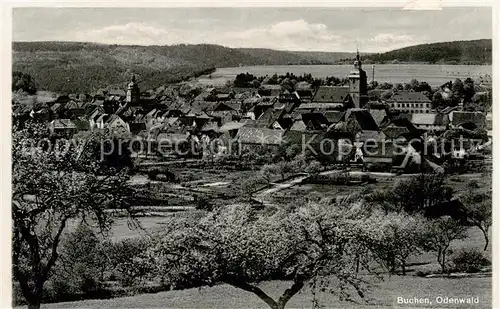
[6,3,496,309]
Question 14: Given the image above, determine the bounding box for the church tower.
[126,74,140,104]
[348,50,368,108]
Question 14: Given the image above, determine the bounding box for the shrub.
[452,248,490,273]
[105,237,154,287]
[195,196,214,211]
[58,224,109,293]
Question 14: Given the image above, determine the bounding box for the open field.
[197,64,492,87]
[23,275,491,309]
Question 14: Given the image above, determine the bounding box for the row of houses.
[17,57,490,171]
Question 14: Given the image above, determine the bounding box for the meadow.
[196,64,492,87]
[20,269,491,309]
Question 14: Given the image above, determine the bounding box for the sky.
[12,7,492,53]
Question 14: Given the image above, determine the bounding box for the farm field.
[196,64,492,87]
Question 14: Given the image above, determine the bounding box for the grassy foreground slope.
[19,276,490,309]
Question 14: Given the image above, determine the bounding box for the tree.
[463,78,476,103]
[378,82,393,90]
[57,223,109,295]
[432,92,445,109]
[393,83,404,91]
[459,181,492,251]
[151,202,373,309]
[421,217,468,273]
[13,71,37,94]
[12,122,134,309]
[241,175,267,199]
[390,173,453,213]
[451,78,465,104]
[361,212,426,275]
[407,79,420,91]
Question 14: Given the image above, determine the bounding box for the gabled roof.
[369,109,388,127]
[312,86,350,103]
[220,121,246,132]
[296,103,344,110]
[237,127,284,145]
[72,118,90,131]
[200,121,219,132]
[323,111,345,124]
[156,132,189,143]
[106,114,126,126]
[256,107,284,128]
[50,103,63,112]
[345,108,379,131]
[108,88,126,97]
[411,113,448,126]
[50,119,77,129]
[290,120,307,131]
[382,125,409,140]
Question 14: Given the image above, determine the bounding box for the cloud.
[371,33,413,45]
[368,33,431,52]
[223,19,341,50]
[75,22,170,45]
[73,19,343,51]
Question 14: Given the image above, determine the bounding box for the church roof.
[312,86,350,103]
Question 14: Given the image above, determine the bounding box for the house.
[295,103,345,111]
[108,88,127,98]
[256,107,285,128]
[258,85,281,97]
[411,113,449,132]
[311,86,351,107]
[279,91,301,105]
[345,108,380,132]
[290,120,307,131]
[296,89,314,102]
[129,122,147,135]
[369,108,389,128]
[382,125,410,142]
[106,114,130,134]
[387,91,432,114]
[449,111,486,130]
[237,127,284,150]
[219,121,246,138]
[48,119,78,136]
[283,130,353,162]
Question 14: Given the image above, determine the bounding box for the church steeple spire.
[354,48,361,69]
[348,47,367,108]
[126,74,140,104]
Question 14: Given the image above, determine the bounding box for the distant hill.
[12,40,490,93]
[364,39,492,65]
[12,41,353,93]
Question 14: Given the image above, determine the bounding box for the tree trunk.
[401,260,406,276]
[480,227,489,251]
[441,250,447,273]
[27,302,41,309]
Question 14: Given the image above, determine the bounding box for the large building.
[388,91,433,114]
[348,51,368,108]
